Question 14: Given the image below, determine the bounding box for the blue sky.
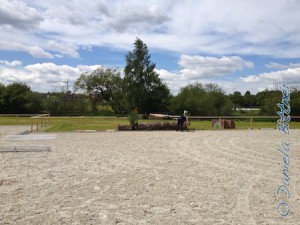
[0,0,300,94]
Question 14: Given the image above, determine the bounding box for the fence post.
[31,119,33,132]
[250,116,253,129]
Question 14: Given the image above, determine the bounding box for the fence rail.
[0,114,42,125]
[0,114,39,117]
[188,116,300,129]
[1,114,299,131]
[188,116,300,119]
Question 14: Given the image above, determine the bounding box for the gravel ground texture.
[0,126,300,225]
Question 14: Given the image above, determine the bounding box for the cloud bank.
[1,0,300,94]
[0,0,299,58]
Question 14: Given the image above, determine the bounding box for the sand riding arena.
[0,126,299,224]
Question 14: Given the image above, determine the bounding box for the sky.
[0,0,300,95]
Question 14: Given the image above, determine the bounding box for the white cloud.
[0,40,53,58]
[266,62,300,70]
[107,3,170,33]
[260,68,300,82]
[156,69,186,94]
[178,55,253,79]
[47,40,79,58]
[242,68,300,83]
[156,54,298,95]
[0,0,43,29]
[157,67,245,94]
[240,67,300,93]
[1,0,299,58]
[0,60,22,67]
[25,63,78,76]
[0,59,295,96]
[1,0,300,95]
[240,75,261,83]
[0,67,39,84]
[77,65,102,72]
[155,54,254,94]
[0,63,102,92]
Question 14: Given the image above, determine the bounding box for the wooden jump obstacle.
[30,114,50,132]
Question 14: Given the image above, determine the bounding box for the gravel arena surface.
[0,126,300,225]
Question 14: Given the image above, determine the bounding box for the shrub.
[128,111,139,129]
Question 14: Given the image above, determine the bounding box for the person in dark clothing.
[176,116,182,131]
[177,114,186,131]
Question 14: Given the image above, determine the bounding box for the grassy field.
[0,116,34,125]
[0,116,299,131]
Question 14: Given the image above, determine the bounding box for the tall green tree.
[75,68,121,102]
[124,38,171,113]
[171,82,232,116]
[290,88,300,116]
[206,84,232,115]
[291,98,300,116]
[25,92,43,113]
[74,68,126,114]
[230,91,244,111]
[1,82,42,113]
[0,82,4,94]
[171,83,206,115]
[290,88,300,100]
[44,92,88,116]
[256,90,281,115]
[0,82,5,113]
[243,91,257,108]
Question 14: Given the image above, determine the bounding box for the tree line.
[0,38,299,116]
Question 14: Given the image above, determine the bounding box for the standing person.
[177,114,186,131]
[181,114,186,131]
[176,116,182,131]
